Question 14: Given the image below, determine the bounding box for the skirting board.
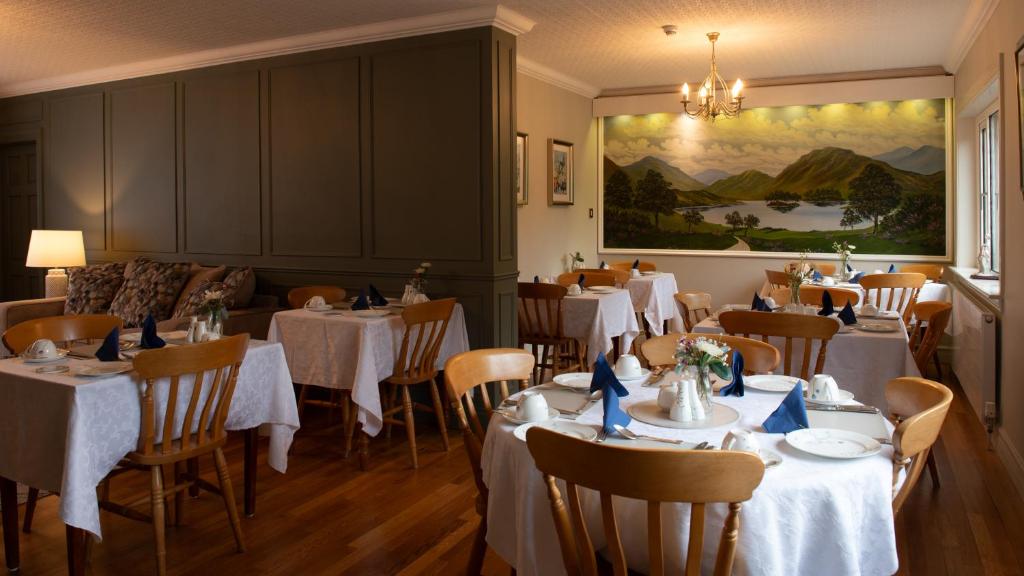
[995,427,1024,502]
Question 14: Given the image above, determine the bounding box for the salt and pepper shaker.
[185,316,198,343]
[195,319,208,343]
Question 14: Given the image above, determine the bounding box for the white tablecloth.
[760,279,950,316]
[0,341,299,539]
[266,305,470,436]
[694,316,920,411]
[481,384,899,576]
[563,290,640,365]
[624,273,684,336]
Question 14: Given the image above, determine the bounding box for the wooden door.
[1,143,43,300]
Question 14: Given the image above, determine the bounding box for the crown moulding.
[0,4,536,98]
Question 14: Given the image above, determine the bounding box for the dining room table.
[760,277,950,319]
[481,379,900,576]
[561,287,640,366]
[0,337,299,575]
[623,272,684,336]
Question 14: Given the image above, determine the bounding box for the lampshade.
[25,230,86,268]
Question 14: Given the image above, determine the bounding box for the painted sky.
[603,99,946,177]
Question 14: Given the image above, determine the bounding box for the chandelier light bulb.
[681,83,689,99]
[732,79,743,99]
[698,85,708,101]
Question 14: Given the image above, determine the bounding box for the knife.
[807,404,880,414]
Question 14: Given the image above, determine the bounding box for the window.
[977,104,999,273]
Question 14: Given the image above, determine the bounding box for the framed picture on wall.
[1016,35,1024,197]
[516,132,528,206]
[548,139,574,205]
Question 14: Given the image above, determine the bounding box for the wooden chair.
[526,426,765,575]
[768,287,791,306]
[99,335,250,576]
[886,377,953,515]
[3,314,123,532]
[557,271,618,288]
[764,269,790,292]
[901,264,944,282]
[610,260,656,272]
[373,298,456,469]
[3,314,122,355]
[858,272,926,324]
[812,262,837,276]
[798,286,861,308]
[718,311,839,380]
[908,301,952,378]
[518,282,583,385]
[641,333,780,375]
[444,349,534,575]
[577,267,629,285]
[675,292,712,332]
[286,285,347,309]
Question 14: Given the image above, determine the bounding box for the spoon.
[612,424,688,446]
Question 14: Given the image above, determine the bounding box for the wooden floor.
[4,371,1023,575]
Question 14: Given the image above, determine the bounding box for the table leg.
[243,428,257,518]
[65,525,86,576]
[0,476,19,573]
[358,431,369,471]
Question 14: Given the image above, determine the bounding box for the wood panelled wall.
[0,27,519,348]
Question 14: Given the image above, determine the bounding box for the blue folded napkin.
[887,264,896,273]
[599,260,606,269]
[812,270,823,281]
[577,273,585,286]
[589,355,631,434]
[352,290,370,310]
[139,314,165,349]
[817,290,834,316]
[751,292,771,312]
[533,275,540,283]
[846,263,854,272]
[368,284,388,307]
[850,271,865,283]
[632,259,640,270]
[838,301,858,325]
[762,383,809,434]
[719,351,745,397]
[95,327,120,361]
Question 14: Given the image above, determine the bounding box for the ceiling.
[0,0,991,97]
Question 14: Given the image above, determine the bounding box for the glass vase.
[686,365,714,419]
[839,255,850,281]
[789,279,802,306]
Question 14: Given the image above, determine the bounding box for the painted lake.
[678,200,865,231]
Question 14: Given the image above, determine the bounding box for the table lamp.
[26,230,86,298]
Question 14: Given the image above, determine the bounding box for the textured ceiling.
[0,0,982,95]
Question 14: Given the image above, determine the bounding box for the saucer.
[805,389,855,405]
[615,368,651,382]
[513,420,598,442]
[22,349,69,363]
[497,407,559,425]
[304,305,334,313]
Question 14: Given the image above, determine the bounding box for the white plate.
[856,322,899,333]
[22,349,70,363]
[343,309,392,318]
[76,362,133,378]
[857,309,899,319]
[513,420,598,442]
[552,372,593,390]
[785,428,882,459]
[586,286,618,293]
[304,305,334,313]
[615,368,651,382]
[805,389,855,405]
[744,375,807,393]
[497,407,560,425]
[641,271,660,276]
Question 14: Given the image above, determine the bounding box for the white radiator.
[951,288,999,428]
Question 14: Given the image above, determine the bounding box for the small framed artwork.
[548,139,574,205]
[1016,35,1024,197]
[516,132,528,206]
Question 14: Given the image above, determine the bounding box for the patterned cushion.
[173,264,226,318]
[63,261,128,315]
[174,280,231,318]
[222,267,256,309]
[108,258,191,328]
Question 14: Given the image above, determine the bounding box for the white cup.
[516,391,550,422]
[630,268,641,278]
[722,428,760,453]
[822,277,836,287]
[614,354,642,379]
[567,284,583,295]
[807,374,840,402]
[26,339,58,360]
[873,269,884,275]
[305,295,327,309]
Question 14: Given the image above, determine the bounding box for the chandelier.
[680,32,744,121]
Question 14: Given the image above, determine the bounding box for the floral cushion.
[64,261,128,315]
[174,280,231,318]
[172,264,226,318]
[222,267,255,309]
[108,258,191,328]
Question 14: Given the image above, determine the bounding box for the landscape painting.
[601,99,948,255]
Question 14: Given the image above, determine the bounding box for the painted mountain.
[694,168,732,186]
[619,155,705,191]
[706,169,774,199]
[873,145,945,175]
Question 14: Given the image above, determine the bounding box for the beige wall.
[955,0,1024,496]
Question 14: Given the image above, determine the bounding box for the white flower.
[694,340,724,358]
[415,267,426,274]
[848,245,856,250]
[203,290,224,302]
[420,262,432,268]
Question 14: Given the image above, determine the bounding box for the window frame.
[976,101,1000,274]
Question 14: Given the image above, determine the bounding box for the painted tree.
[604,170,634,209]
[743,213,760,236]
[840,205,863,230]
[724,210,744,232]
[682,208,704,233]
[635,169,677,230]
[847,164,902,234]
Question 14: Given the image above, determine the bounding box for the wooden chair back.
[859,272,926,323]
[609,261,656,272]
[577,268,629,285]
[768,287,791,306]
[764,269,790,290]
[444,349,534,503]
[518,282,569,345]
[675,292,712,332]
[3,314,123,354]
[286,285,347,309]
[391,298,456,384]
[885,377,953,514]
[557,271,618,288]
[798,286,861,308]
[812,262,837,276]
[526,426,765,576]
[641,333,780,374]
[909,303,952,374]
[130,334,250,464]
[901,264,943,281]
[718,311,839,380]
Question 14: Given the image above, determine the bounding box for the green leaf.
[711,361,731,380]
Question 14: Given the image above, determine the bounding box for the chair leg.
[173,461,185,527]
[213,448,246,552]
[385,383,399,439]
[429,378,450,452]
[22,487,39,533]
[297,384,309,421]
[150,465,167,576]
[402,386,418,469]
[933,352,943,381]
[467,516,488,576]
[344,402,357,459]
[926,449,941,488]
